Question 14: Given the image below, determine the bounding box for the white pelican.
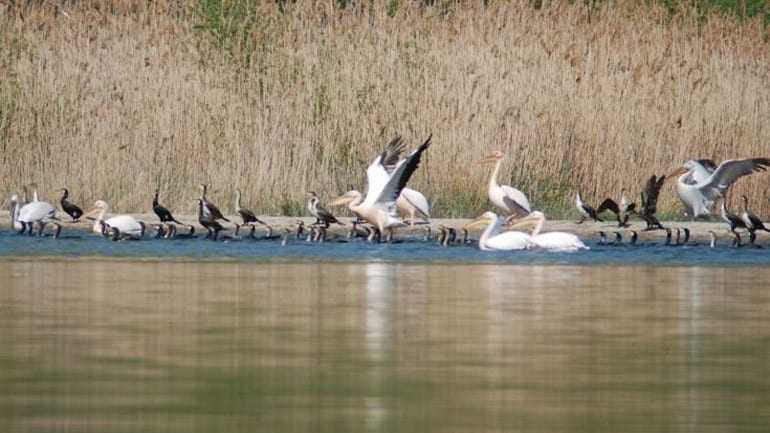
[307,192,344,227]
[330,187,429,227]
[60,188,83,221]
[376,136,432,225]
[397,188,430,226]
[479,151,531,216]
[509,211,589,252]
[83,200,145,239]
[669,158,770,218]
[329,190,365,219]
[330,135,432,238]
[463,211,533,251]
[16,187,61,237]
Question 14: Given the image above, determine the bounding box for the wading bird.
[509,211,588,252]
[596,189,636,227]
[199,184,230,224]
[197,198,224,240]
[16,192,61,237]
[83,200,145,239]
[464,211,533,251]
[8,194,23,231]
[60,188,83,222]
[669,158,770,218]
[307,191,344,228]
[234,189,270,236]
[329,135,432,240]
[639,175,666,230]
[739,195,769,236]
[153,189,186,233]
[378,136,432,225]
[479,151,531,216]
[575,193,603,224]
[720,198,746,235]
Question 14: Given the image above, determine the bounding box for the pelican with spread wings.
[330,135,432,240]
[669,158,770,218]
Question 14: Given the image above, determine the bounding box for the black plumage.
[60,188,83,222]
[153,189,183,225]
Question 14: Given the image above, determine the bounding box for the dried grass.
[1,1,769,218]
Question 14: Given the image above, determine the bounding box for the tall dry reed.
[1,1,770,218]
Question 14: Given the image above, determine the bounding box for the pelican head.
[463,211,498,229]
[506,210,545,231]
[83,200,109,221]
[329,190,361,207]
[479,150,504,165]
[668,162,693,180]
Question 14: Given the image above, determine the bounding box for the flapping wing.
[382,136,405,172]
[374,135,432,206]
[643,174,665,215]
[597,198,620,215]
[705,158,770,194]
[363,154,390,206]
[696,159,718,171]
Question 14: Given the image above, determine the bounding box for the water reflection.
[1,260,769,433]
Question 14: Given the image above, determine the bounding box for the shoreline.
[0,211,738,242]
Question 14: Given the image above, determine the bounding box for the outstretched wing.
[596,198,620,215]
[705,158,770,195]
[643,174,665,215]
[374,135,432,206]
[382,136,405,172]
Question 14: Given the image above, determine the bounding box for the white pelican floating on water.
[463,211,533,251]
[83,200,145,239]
[479,151,531,217]
[509,211,589,252]
[669,158,770,218]
[329,135,432,239]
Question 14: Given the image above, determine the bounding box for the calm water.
[1,259,769,433]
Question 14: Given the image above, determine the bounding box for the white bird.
[479,151,531,217]
[369,136,431,226]
[8,194,23,231]
[463,211,533,251]
[397,187,430,226]
[82,200,145,239]
[508,211,589,252]
[669,158,770,218]
[16,185,61,237]
[329,135,432,239]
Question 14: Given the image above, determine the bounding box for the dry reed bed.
[1,1,770,218]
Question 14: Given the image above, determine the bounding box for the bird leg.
[52,223,62,239]
[234,224,241,236]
